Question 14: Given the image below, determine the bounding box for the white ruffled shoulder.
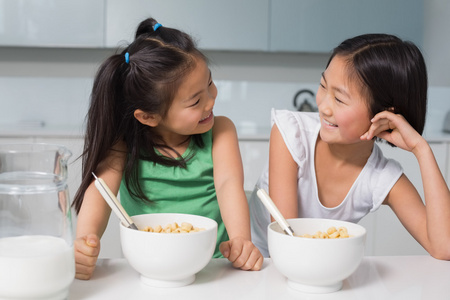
[271,109,320,166]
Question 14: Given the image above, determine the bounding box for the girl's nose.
[317,92,332,116]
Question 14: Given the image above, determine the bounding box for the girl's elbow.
[428,243,450,261]
[430,252,450,261]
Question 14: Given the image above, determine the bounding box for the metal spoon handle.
[257,189,295,236]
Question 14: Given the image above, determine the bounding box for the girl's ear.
[134,109,161,127]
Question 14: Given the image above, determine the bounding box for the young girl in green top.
[72,17,263,280]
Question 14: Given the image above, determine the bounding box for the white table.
[69,256,450,299]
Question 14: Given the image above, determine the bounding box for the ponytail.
[72,17,207,213]
[135,18,162,39]
[72,54,128,213]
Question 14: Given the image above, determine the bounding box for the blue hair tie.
[125,52,130,64]
[153,23,162,31]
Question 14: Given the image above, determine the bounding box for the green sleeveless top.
[119,129,228,257]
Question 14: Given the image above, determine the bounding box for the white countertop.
[69,256,450,300]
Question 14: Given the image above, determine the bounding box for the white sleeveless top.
[249,109,403,257]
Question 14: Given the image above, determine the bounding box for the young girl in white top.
[249,33,450,259]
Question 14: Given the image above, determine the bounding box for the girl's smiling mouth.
[199,111,213,123]
[322,118,338,127]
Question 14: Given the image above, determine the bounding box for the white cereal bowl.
[268,218,366,294]
[120,213,217,288]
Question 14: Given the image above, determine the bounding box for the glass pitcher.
[0,143,75,300]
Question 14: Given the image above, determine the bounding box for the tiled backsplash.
[0,77,92,128]
[0,77,449,138]
[214,81,319,137]
[215,81,450,138]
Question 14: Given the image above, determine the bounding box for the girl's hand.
[74,234,101,280]
[360,111,425,153]
[219,237,263,271]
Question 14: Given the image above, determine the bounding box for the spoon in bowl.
[257,189,295,237]
[92,172,139,230]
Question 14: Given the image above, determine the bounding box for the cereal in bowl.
[141,222,205,233]
[296,226,351,239]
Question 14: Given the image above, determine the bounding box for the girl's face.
[156,57,217,143]
[316,55,372,145]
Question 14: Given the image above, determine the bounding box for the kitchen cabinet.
[0,0,104,48]
[239,140,269,192]
[106,0,424,53]
[0,0,424,53]
[270,0,424,53]
[362,142,448,256]
[378,142,448,199]
[105,0,270,51]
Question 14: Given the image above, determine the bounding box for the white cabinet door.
[106,0,269,51]
[363,142,448,256]
[0,0,104,48]
[239,140,269,192]
[270,0,424,53]
[379,142,447,199]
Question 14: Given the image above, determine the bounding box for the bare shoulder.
[213,115,235,129]
[270,123,282,140]
[212,116,237,136]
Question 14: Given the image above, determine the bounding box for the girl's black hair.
[327,33,428,137]
[73,18,206,213]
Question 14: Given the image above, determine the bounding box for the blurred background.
[0,0,448,258]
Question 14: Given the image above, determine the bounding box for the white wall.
[0,1,448,128]
[207,51,328,83]
[0,47,329,82]
[423,0,450,86]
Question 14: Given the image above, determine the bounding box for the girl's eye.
[319,82,326,89]
[335,97,343,104]
[190,99,200,107]
[208,80,213,86]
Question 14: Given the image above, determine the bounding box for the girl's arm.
[75,142,127,279]
[362,111,450,260]
[212,116,263,271]
[268,124,299,220]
